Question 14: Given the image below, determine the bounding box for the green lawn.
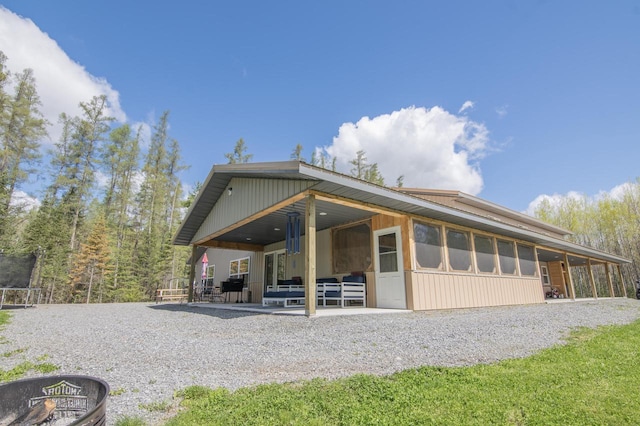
[165,320,640,425]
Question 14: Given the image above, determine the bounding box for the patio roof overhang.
[174,161,630,265]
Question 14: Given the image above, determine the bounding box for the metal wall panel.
[409,271,544,310]
[193,177,315,243]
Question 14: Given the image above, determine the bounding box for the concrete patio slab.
[187,302,412,316]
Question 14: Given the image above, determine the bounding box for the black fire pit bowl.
[0,375,109,425]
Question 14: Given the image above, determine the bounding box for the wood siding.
[409,271,544,310]
[547,261,568,297]
[371,214,412,271]
[193,177,315,243]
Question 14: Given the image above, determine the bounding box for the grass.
[0,311,59,382]
[114,416,147,426]
[165,320,640,425]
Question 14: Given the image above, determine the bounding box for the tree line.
[533,184,640,296]
[0,51,190,303]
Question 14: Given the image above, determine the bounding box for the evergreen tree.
[135,111,187,298]
[101,123,141,300]
[224,138,252,164]
[0,68,48,243]
[69,215,111,303]
[290,143,304,161]
[349,150,384,185]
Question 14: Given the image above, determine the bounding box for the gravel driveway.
[1,299,640,425]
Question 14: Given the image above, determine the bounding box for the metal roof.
[173,161,629,264]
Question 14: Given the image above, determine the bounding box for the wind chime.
[285,212,300,254]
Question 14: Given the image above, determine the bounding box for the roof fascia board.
[298,163,629,263]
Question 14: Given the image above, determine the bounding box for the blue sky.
[1,1,639,213]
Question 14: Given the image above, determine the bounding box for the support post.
[188,245,197,303]
[304,194,317,317]
[605,263,615,297]
[586,258,597,299]
[617,264,627,297]
[563,253,576,300]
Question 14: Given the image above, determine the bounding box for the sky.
[1,1,639,215]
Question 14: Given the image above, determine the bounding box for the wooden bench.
[155,288,188,303]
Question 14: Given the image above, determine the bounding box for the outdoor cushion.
[316,277,339,283]
[277,279,301,286]
[342,275,365,283]
[263,291,305,298]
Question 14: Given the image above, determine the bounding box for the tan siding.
[193,178,314,243]
[410,271,544,311]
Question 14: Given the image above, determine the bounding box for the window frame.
[229,256,250,279]
[445,227,473,272]
[413,220,444,270]
[332,220,373,274]
[517,243,538,277]
[496,239,517,275]
[473,233,497,274]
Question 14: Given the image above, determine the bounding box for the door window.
[378,232,398,273]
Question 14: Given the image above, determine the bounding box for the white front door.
[374,226,406,309]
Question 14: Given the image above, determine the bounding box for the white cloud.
[496,105,508,118]
[606,182,633,201]
[524,183,635,217]
[524,191,584,216]
[322,106,489,194]
[130,121,152,149]
[10,190,41,212]
[0,6,126,145]
[458,100,474,114]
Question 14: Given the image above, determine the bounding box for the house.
[173,161,629,315]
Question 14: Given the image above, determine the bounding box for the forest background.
[1,51,639,304]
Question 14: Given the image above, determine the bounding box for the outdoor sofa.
[262,275,366,308]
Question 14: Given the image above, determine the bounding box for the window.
[517,244,537,276]
[474,234,496,273]
[332,222,372,274]
[497,239,516,274]
[446,229,472,272]
[414,222,443,269]
[230,256,250,279]
[540,265,550,284]
[264,250,286,288]
[378,232,399,273]
[204,265,215,280]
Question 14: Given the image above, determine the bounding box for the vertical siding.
[194,178,314,243]
[199,248,264,303]
[410,272,544,310]
[371,214,412,271]
[547,261,567,297]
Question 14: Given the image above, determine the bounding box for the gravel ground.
[1,299,640,425]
